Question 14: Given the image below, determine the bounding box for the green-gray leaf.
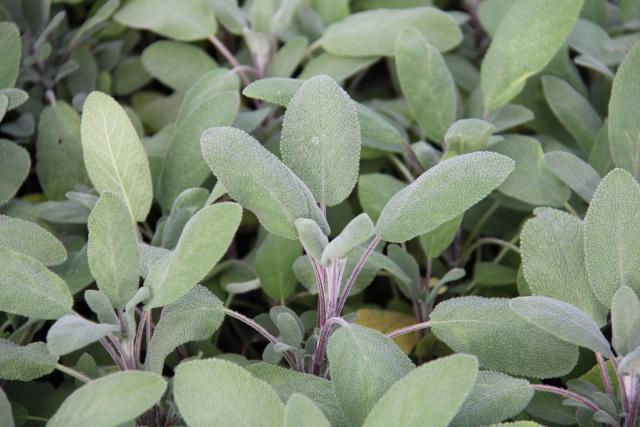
[363,354,478,427]
[320,7,462,57]
[481,0,583,110]
[544,151,601,202]
[0,387,13,427]
[174,359,284,427]
[114,0,217,41]
[201,126,329,239]
[0,139,30,206]
[445,119,496,154]
[256,234,302,300]
[358,173,405,223]
[0,247,72,319]
[510,296,611,356]
[46,315,118,356]
[376,152,514,243]
[294,218,328,261]
[327,324,414,426]
[521,208,607,325]
[611,286,640,357]
[321,213,374,264]
[0,340,57,381]
[608,43,640,177]
[396,28,456,144]
[0,215,67,266]
[284,394,330,427]
[88,192,140,309]
[0,22,20,88]
[145,285,224,372]
[584,169,640,306]
[145,202,242,307]
[81,91,153,221]
[431,297,579,378]
[47,371,167,427]
[281,75,361,207]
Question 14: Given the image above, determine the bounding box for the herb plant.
[1,0,640,426]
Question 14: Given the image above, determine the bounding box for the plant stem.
[626,374,639,427]
[208,36,251,85]
[530,384,599,412]
[461,237,521,264]
[596,352,614,396]
[56,363,91,383]
[336,236,382,315]
[461,200,499,256]
[310,257,327,327]
[312,317,346,375]
[390,155,415,182]
[387,321,432,338]
[611,356,630,414]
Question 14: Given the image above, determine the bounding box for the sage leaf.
[84,289,119,326]
[160,187,209,250]
[363,354,478,427]
[396,28,456,144]
[611,286,640,357]
[299,53,377,82]
[608,42,640,177]
[321,213,374,265]
[81,91,153,221]
[114,0,217,41]
[0,388,12,427]
[281,75,361,207]
[0,340,57,381]
[267,36,308,78]
[431,297,580,378]
[47,371,167,427]
[87,192,140,309]
[544,151,601,202]
[145,285,224,372]
[481,0,583,110]
[242,77,301,107]
[0,215,67,266]
[0,22,20,88]
[376,152,514,243]
[174,359,285,427]
[358,173,405,222]
[584,169,640,306]
[451,371,533,427]
[294,218,329,261]
[145,202,242,308]
[256,234,302,300]
[445,119,496,154]
[284,394,330,427]
[320,7,462,57]
[510,296,611,356]
[327,324,414,426]
[0,247,72,319]
[0,139,30,207]
[521,208,607,325]
[46,315,118,356]
[419,215,462,258]
[201,126,329,239]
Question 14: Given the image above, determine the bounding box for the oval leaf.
[0,340,57,381]
[0,215,67,266]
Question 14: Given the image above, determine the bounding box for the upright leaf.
[284,394,331,427]
[0,215,67,266]
[321,213,374,264]
[114,0,217,41]
[46,315,118,356]
[47,371,167,427]
[174,359,285,427]
[363,355,479,427]
[145,285,224,372]
[0,22,20,88]
[611,286,640,357]
[0,340,57,381]
[608,43,640,177]
[294,218,328,261]
[0,139,30,206]
[544,151,601,202]
[376,152,514,243]
[256,234,302,300]
[201,126,329,239]
[145,202,242,307]
[0,388,13,427]
[87,192,140,309]
[481,0,583,110]
[395,28,456,144]
[327,325,414,426]
[431,297,580,378]
[281,75,360,207]
[0,247,72,319]
[584,169,640,306]
[81,91,153,221]
[357,173,405,222]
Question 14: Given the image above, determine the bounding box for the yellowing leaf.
[356,308,418,354]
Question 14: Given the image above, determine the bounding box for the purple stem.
[611,356,630,413]
[596,352,613,396]
[311,317,347,375]
[309,257,327,327]
[530,384,599,412]
[626,375,639,427]
[336,236,381,315]
[386,321,432,339]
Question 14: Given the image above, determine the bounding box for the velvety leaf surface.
[0,215,67,266]
[321,213,374,264]
[256,234,302,300]
[357,173,405,223]
[0,139,30,207]
[0,22,20,88]
[0,340,57,381]
[284,394,331,427]
[611,286,640,357]
[46,315,117,356]
[544,151,601,202]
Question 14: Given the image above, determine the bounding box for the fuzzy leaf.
[84,289,119,326]
[281,76,360,206]
[145,285,224,372]
[320,7,462,56]
[0,340,57,381]
[0,247,72,319]
[294,218,328,261]
[299,53,377,83]
[145,202,242,307]
[46,315,118,356]
[256,234,302,300]
[584,169,640,306]
[321,213,374,264]
[284,394,330,427]
[87,192,140,309]
[0,22,20,88]
[174,359,285,427]
[0,388,13,427]
[363,355,479,427]
[81,91,153,221]
[0,215,67,266]
[377,152,514,243]
[451,371,533,427]
[521,208,607,325]
[396,28,456,144]
[160,187,209,249]
[481,0,583,110]
[358,173,405,223]
[431,297,580,378]
[201,126,329,239]
[609,43,640,177]
[445,119,496,154]
[114,0,217,41]
[0,139,30,207]
[510,296,611,356]
[419,215,462,259]
[544,151,601,202]
[356,309,418,354]
[267,36,308,78]
[327,324,414,426]
[48,371,167,427]
[611,286,640,357]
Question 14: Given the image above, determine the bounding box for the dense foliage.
[1,0,640,426]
